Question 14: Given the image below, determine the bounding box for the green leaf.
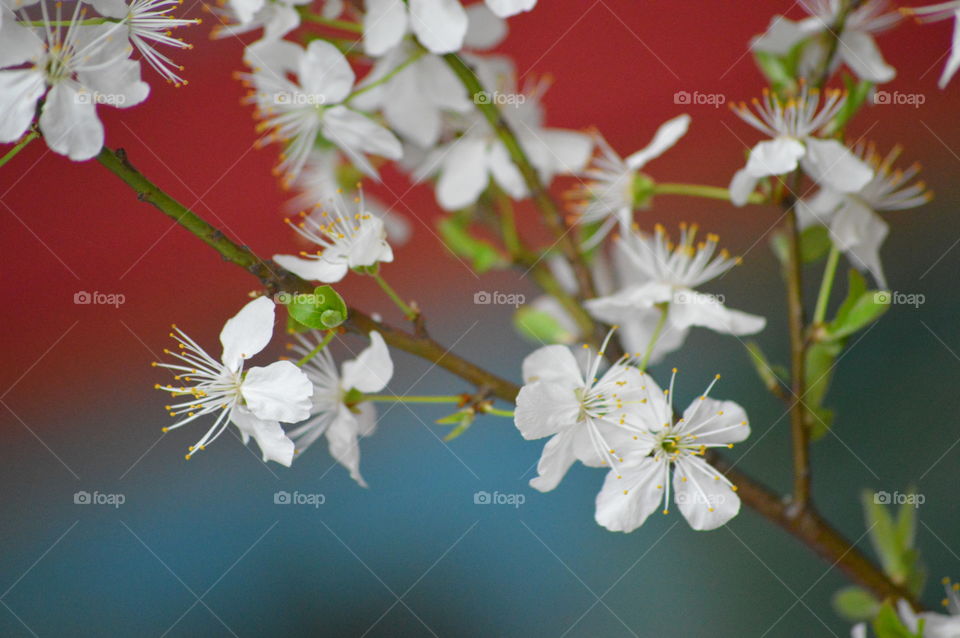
[744,341,784,394]
[437,216,508,274]
[514,306,575,345]
[285,286,348,330]
[754,51,797,93]
[804,339,842,439]
[436,409,476,442]
[771,226,832,267]
[872,601,922,638]
[862,490,907,584]
[826,274,890,341]
[833,586,881,622]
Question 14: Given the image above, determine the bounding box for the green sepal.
[285,285,348,330]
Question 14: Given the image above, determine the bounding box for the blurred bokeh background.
[1,1,958,636]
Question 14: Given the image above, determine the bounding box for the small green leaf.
[826,290,890,340]
[872,601,922,638]
[833,586,881,622]
[437,216,508,273]
[862,490,907,584]
[514,306,575,345]
[804,339,842,439]
[744,340,784,394]
[771,226,832,267]
[285,285,348,330]
[437,409,476,442]
[753,51,799,94]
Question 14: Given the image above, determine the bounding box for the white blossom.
[153,297,313,466]
[729,84,873,206]
[288,331,394,486]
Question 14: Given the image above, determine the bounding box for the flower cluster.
[515,331,750,532]
[153,296,394,485]
[0,0,196,159]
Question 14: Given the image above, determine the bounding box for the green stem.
[298,10,363,33]
[813,243,841,326]
[0,131,39,168]
[297,330,336,366]
[639,303,670,372]
[480,406,515,418]
[371,271,417,320]
[362,394,463,404]
[653,182,765,205]
[348,49,426,101]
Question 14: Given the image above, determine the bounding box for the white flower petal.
[681,398,750,446]
[514,381,580,440]
[436,137,490,209]
[831,198,889,289]
[464,3,507,49]
[409,0,468,54]
[274,253,349,282]
[673,457,740,530]
[241,360,314,423]
[220,296,276,370]
[300,39,354,103]
[340,331,394,393]
[521,344,582,385]
[487,140,528,199]
[839,31,895,83]
[595,456,665,533]
[669,292,766,336]
[230,405,295,466]
[322,104,403,161]
[939,9,960,88]
[484,0,536,18]
[0,69,44,144]
[326,405,367,486]
[801,138,873,194]
[729,167,760,207]
[744,137,806,178]
[39,83,104,161]
[625,114,691,170]
[363,0,408,57]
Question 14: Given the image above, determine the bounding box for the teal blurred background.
[1,1,958,636]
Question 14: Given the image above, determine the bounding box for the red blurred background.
[0,0,955,411]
